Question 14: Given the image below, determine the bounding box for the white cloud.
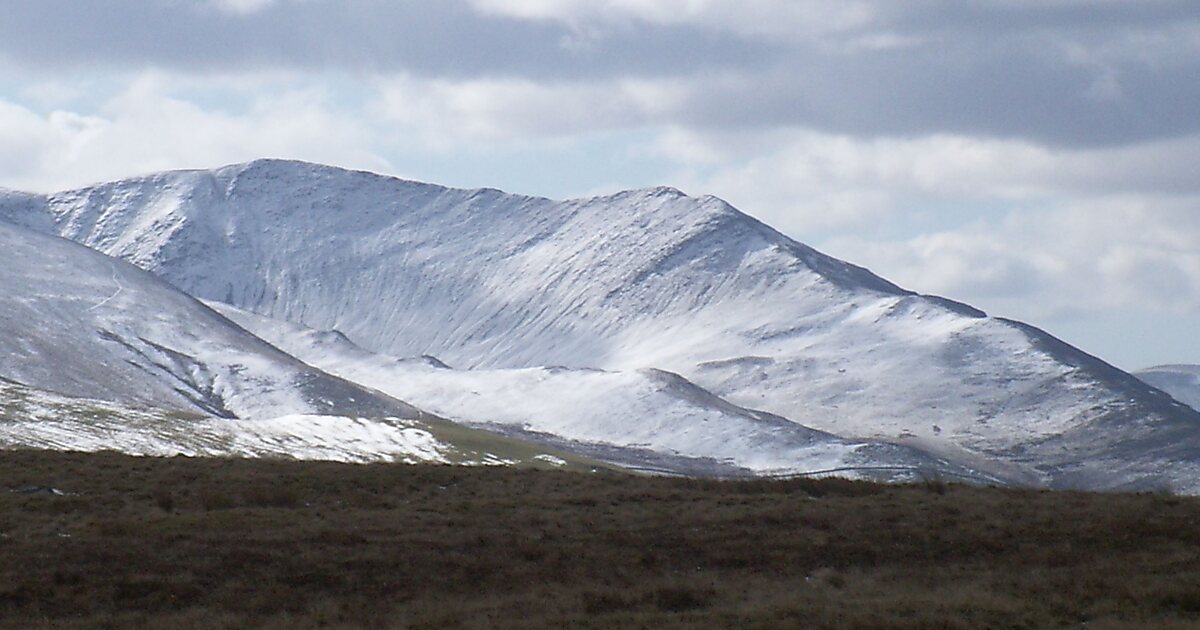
[469,0,878,40]
[207,0,279,15]
[822,200,1200,323]
[646,127,1200,236]
[0,74,388,192]
[371,74,685,148]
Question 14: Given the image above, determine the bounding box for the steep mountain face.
[0,218,420,420]
[5,159,1200,490]
[0,221,611,468]
[1138,366,1200,412]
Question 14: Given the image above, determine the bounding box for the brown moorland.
[1,449,1200,628]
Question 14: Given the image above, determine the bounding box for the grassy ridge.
[1,450,1200,628]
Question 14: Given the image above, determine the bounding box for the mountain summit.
[4,159,1199,490]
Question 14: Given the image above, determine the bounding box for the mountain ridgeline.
[3,159,1199,490]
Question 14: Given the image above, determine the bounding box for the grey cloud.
[680,42,1200,148]
[885,0,1200,33]
[0,0,773,78]
[1,0,1197,148]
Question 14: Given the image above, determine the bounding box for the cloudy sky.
[1,0,1198,369]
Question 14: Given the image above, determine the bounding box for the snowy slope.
[6,159,1200,490]
[0,377,600,468]
[0,189,53,232]
[0,218,421,420]
[1137,366,1200,412]
[208,301,991,481]
[0,218,609,469]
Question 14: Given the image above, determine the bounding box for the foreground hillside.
[2,450,1200,628]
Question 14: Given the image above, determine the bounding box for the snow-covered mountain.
[0,218,415,420]
[4,159,1200,490]
[208,301,988,480]
[0,219,605,469]
[1137,366,1200,412]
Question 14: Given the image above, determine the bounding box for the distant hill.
[1137,365,1200,412]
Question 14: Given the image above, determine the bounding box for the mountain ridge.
[0,217,422,420]
[4,158,1200,490]
[0,218,628,469]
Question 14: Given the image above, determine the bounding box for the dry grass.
[1,449,1199,628]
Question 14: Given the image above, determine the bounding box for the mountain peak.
[217,158,403,182]
[6,160,1200,490]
